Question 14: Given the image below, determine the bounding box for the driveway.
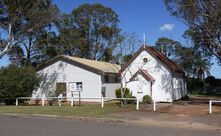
[0,115,220,136]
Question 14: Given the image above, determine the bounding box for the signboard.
[69,82,82,92]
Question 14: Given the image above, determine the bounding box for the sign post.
[16,98,18,106]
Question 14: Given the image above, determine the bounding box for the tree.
[113,32,141,64]
[175,46,211,79]
[181,28,212,79]
[155,37,181,60]
[164,0,221,63]
[70,3,121,61]
[53,14,82,57]
[0,65,40,104]
[174,47,195,76]
[0,0,59,66]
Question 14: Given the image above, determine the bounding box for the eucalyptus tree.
[155,37,181,60]
[0,0,59,66]
[164,0,221,63]
[70,3,121,61]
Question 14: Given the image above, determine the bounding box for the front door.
[56,82,67,97]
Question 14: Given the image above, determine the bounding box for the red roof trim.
[130,69,155,82]
[119,45,185,74]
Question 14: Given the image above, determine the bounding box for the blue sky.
[0,0,220,78]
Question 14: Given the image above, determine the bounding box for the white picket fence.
[209,100,221,114]
[15,96,157,111]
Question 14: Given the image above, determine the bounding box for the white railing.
[209,100,221,114]
[15,96,157,111]
[15,97,140,110]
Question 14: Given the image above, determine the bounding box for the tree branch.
[0,23,14,59]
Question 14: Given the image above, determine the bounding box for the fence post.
[16,98,18,106]
[42,96,45,106]
[136,98,139,110]
[209,100,212,114]
[101,97,104,108]
[71,97,74,107]
[58,97,61,107]
[153,100,156,112]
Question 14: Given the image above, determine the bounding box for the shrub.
[115,88,131,98]
[115,88,136,104]
[126,96,136,104]
[142,95,152,104]
[0,65,40,104]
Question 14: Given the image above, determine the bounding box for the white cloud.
[159,24,174,31]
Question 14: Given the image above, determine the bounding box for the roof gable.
[130,70,155,82]
[119,45,185,74]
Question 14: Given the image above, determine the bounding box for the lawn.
[0,103,137,118]
[189,94,221,100]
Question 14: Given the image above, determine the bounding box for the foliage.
[115,88,136,104]
[0,0,59,66]
[164,0,221,63]
[142,95,152,104]
[123,54,133,63]
[155,37,181,60]
[205,76,221,87]
[175,46,211,79]
[0,65,40,104]
[58,3,122,61]
[115,88,131,98]
[187,77,221,95]
[154,36,212,79]
[114,32,141,64]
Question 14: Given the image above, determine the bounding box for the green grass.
[189,94,221,99]
[0,103,136,118]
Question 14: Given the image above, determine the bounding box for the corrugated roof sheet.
[64,55,121,73]
[37,55,121,74]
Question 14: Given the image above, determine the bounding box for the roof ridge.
[37,55,120,73]
[65,55,120,66]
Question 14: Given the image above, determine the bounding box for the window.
[114,76,120,83]
[76,82,83,92]
[69,82,83,92]
[173,79,182,89]
[143,58,148,63]
[101,87,106,97]
[56,82,67,96]
[105,75,109,83]
[105,74,119,83]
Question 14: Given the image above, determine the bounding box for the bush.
[187,77,221,95]
[115,88,131,98]
[115,88,136,104]
[0,65,40,104]
[126,96,136,104]
[142,95,152,104]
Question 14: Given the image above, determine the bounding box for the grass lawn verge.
[0,103,136,118]
[189,94,221,99]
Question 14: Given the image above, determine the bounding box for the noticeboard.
[69,82,83,92]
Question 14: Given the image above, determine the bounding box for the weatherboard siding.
[122,50,174,102]
[33,61,102,102]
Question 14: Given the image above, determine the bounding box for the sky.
[0,0,220,78]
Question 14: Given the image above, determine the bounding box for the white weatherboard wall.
[127,75,151,100]
[102,83,120,98]
[32,61,102,102]
[122,50,174,102]
[172,75,186,100]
